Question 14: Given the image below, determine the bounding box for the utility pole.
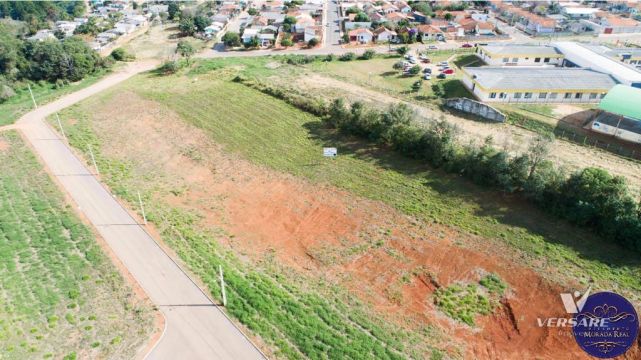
[219,265,227,307]
[137,191,147,225]
[27,84,38,109]
[56,113,67,141]
[88,145,99,175]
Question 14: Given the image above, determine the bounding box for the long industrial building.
[461,67,617,103]
[552,41,641,88]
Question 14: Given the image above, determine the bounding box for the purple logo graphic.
[572,292,639,358]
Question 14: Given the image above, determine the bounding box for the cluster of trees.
[324,100,641,253]
[345,6,370,22]
[0,22,107,102]
[234,74,641,255]
[0,1,86,34]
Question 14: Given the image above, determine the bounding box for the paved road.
[324,0,342,49]
[15,62,265,360]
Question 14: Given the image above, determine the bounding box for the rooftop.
[481,44,562,56]
[598,85,641,121]
[554,41,641,84]
[464,67,618,91]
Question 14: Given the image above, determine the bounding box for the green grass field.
[0,69,111,126]
[0,131,152,359]
[53,60,641,357]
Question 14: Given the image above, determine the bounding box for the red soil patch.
[85,92,640,359]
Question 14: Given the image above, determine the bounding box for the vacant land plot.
[0,131,153,359]
[54,63,641,359]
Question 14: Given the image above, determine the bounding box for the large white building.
[554,41,641,88]
[476,45,564,66]
[461,67,617,103]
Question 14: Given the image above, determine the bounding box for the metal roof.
[481,44,562,56]
[553,41,641,85]
[464,67,617,91]
[598,85,641,121]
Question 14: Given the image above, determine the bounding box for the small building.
[591,85,641,143]
[416,24,444,41]
[242,28,259,43]
[477,45,564,66]
[461,67,617,103]
[28,29,57,42]
[348,28,373,44]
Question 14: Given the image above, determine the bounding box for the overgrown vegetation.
[434,273,506,326]
[0,131,152,359]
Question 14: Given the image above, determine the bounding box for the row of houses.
[238,0,323,48]
[342,0,499,45]
[461,42,641,104]
[494,1,641,35]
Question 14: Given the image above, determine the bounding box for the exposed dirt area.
[71,90,641,359]
[0,138,9,152]
[293,74,641,194]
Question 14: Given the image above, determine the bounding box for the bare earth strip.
[14,62,265,360]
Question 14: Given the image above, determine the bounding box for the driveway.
[15,61,266,360]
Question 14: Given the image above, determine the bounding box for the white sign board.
[323,147,337,157]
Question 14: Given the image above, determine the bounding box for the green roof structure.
[598,85,641,121]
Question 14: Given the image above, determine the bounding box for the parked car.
[422,67,432,74]
[421,58,431,63]
[442,68,455,75]
[408,58,417,64]
[438,61,448,66]
[428,45,438,50]
[423,74,432,80]
[461,43,473,48]
[437,73,447,79]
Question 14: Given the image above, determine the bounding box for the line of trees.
[233,75,641,253]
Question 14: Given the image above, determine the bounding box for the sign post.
[323,147,337,158]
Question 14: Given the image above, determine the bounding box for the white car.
[428,45,438,50]
[423,74,432,80]
[438,61,448,66]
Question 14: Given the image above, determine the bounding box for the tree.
[176,40,195,64]
[412,79,423,93]
[411,2,433,16]
[307,38,319,48]
[248,8,259,16]
[21,37,99,82]
[444,13,453,21]
[408,65,420,75]
[281,36,293,47]
[360,49,375,60]
[244,36,259,48]
[222,32,241,47]
[396,45,409,55]
[354,12,370,22]
[179,15,196,36]
[194,15,210,32]
[393,61,405,72]
[527,134,553,179]
[168,2,180,20]
[54,29,66,40]
[75,17,101,36]
[110,47,134,61]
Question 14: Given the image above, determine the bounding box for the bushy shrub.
[360,49,376,60]
[339,52,356,61]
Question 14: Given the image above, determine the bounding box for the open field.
[0,130,153,359]
[52,62,641,359]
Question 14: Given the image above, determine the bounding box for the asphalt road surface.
[15,61,265,360]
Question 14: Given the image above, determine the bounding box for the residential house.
[349,27,373,43]
[476,21,495,35]
[294,14,316,33]
[304,26,321,42]
[373,27,397,42]
[242,28,259,43]
[412,11,428,24]
[416,24,444,41]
